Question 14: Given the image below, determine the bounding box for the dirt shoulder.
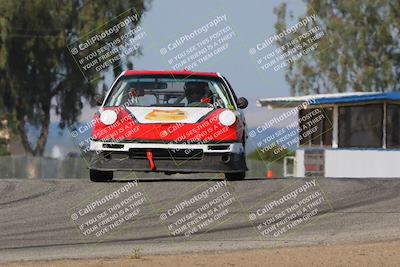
[2,240,400,267]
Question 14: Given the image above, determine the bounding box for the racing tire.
[90,169,113,182]
[224,171,246,181]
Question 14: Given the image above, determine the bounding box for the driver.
[184,81,209,104]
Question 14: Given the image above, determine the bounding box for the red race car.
[89,70,248,182]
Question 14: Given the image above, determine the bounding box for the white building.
[257,92,400,178]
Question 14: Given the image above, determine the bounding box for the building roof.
[257,91,400,109]
[123,70,219,77]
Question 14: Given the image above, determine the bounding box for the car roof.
[123,70,220,77]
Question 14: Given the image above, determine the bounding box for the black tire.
[224,171,246,181]
[90,169,113,182]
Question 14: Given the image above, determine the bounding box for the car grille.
[129,148,203,160]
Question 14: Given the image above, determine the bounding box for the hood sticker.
[145,109,187,121]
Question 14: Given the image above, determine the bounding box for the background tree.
[0,0,149,156]
[274,0,400,95]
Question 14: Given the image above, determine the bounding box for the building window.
[299,107,333,147]
[386,104,400,148]
[338,104,383,148]
[322,108,333,146]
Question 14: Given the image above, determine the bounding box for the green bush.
[0,141,9,156]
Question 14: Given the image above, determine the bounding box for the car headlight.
[100,110,118,125]
[219,110,236,126]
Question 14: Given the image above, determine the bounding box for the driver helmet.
[184,81,209,104]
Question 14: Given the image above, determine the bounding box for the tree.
[0,0,150,156]
[274,0,400,95]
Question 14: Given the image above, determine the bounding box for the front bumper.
[89,141,247,173]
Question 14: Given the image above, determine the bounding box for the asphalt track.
[0,177,399,263]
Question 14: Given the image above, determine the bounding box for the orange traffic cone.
[267,170,273,179]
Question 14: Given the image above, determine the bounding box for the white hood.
[125,107,214,123]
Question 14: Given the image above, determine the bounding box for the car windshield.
[104,76,234,108]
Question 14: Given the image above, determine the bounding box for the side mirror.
[237,97,248,109]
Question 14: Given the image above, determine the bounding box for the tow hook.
[146,150,155,171]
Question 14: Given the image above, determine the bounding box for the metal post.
[383,102,387,149]
[332,105,339,148]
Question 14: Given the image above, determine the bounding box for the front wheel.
[90,169,113,182]
[224,171,246,181]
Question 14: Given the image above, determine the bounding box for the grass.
[129,247,142,259]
